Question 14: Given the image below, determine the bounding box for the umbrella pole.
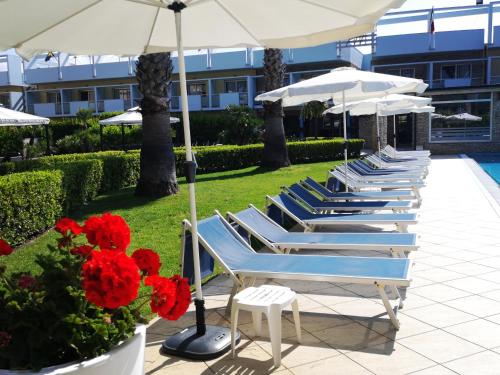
[121,123,125,151]
[342,90,348,192]
[393,114,396,150]
[100,124,103,151]
[162,2,236,360]
[44,124,50,155]
[375,104,381,167]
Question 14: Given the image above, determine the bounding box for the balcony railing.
[430,127,490,142]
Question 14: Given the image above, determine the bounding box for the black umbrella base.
[161,325,239,361]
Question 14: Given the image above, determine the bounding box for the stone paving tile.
[443,319,500,348]
[402,303,476,328]
[345,342,436,375]
[444,295,500,317]
[407,365,459,375]
[443,350,500,375]
[144,156,500,374]
[289,354,372,375]
[398,330,484,363]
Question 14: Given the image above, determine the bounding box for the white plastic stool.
[231,285,301,367]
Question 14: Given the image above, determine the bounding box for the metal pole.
[44,124,50,155]
[342,90,348,192]
[121,123,125,151]
[100,124,103,151]
[393,114,397,150]
[174,10,203,304]
[376,103,381,167]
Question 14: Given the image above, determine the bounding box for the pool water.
[469,153,500,185]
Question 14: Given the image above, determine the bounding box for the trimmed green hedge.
[0,171,63,245]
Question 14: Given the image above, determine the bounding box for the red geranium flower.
[145,275,191,320]
[82,250,140,309]
[83,213,130,252]
[0,239,12,256]
[166,275,191,321]
[145,275,177,319]
[55,218,82,236]
[18,275,37,290]
[131,248,161,276]
[70,245,94,258]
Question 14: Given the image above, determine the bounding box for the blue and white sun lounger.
[383,145,430,158]
[353,160,425,176]
[285,183,413,213]
[329,169,424,206]
[345,165,423,183]
[266,193,418,232]
[227,205,418,257]
[302,177,417,202]
[181,213,412,328]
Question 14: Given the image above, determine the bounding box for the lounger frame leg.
[375,282,400,330]
[390,285,404,309]
[231,303,240,358]
[291,299,302,343]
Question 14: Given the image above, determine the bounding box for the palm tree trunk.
[135,53,179,197]
[261,49,290,168]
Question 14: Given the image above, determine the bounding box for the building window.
[386,68,415,78]
[224,80,247,93]
[187,82,207,96]
[430,93,491,143]
[441,64,471,80]
[112,88,130,101]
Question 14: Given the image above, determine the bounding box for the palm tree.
[302,101,327,139]
[135,52,178,197]
[261,48,290,168]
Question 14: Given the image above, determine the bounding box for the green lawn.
[1,160,343,277]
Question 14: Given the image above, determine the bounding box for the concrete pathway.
[145,155,500,375]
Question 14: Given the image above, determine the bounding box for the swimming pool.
[469,153,500,185]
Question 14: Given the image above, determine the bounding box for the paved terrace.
[146,155,500,375]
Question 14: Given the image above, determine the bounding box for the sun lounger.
[284,183,413,213]
[383,145,430,158]
[266,193,417,233]
[329,170,424,206]
[366,155,429,171]
[346,164,424,183]
[351,160,426,179]
[181,213,412,328]
[302,177,417,202]
[227,205,417,257]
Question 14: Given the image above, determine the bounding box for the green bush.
[0,171,63,245]
[55,160,104,212]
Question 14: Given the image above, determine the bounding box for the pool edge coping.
[460,153,500,218]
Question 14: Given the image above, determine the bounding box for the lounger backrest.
[232,206,288,241]
[182,215,256,282]
[286,183,323,207]
[268,193,312,222]
[303,177,333,196]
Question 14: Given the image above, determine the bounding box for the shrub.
[219,106,262,145]
[55,160,104,212]
[0,171,63,245]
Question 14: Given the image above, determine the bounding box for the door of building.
[395,114,415,149]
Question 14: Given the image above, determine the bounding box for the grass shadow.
[189,166,275,184]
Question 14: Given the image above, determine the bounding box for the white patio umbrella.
[99,106,180,151]
[256,68,428,189]
[0,105,51,154]
[99,106,180,126]
[0,104,49,126]
[0,0,407,359]
[323,94,432,151]
[446,112,482,121]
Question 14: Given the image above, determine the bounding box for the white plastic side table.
[230,285,301,367]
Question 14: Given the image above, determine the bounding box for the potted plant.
[0,213,191,374]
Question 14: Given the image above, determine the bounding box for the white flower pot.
[0,325,146,375]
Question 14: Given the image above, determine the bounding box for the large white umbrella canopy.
[0,0,405,58]
[99,106,180,125]
[0,0,408,358]
[256,68,428,185]
[323,94,431,116]
[0,105,50,126]
[323,94,432,151]
[255,68,428,107]
[446,113,482,121]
